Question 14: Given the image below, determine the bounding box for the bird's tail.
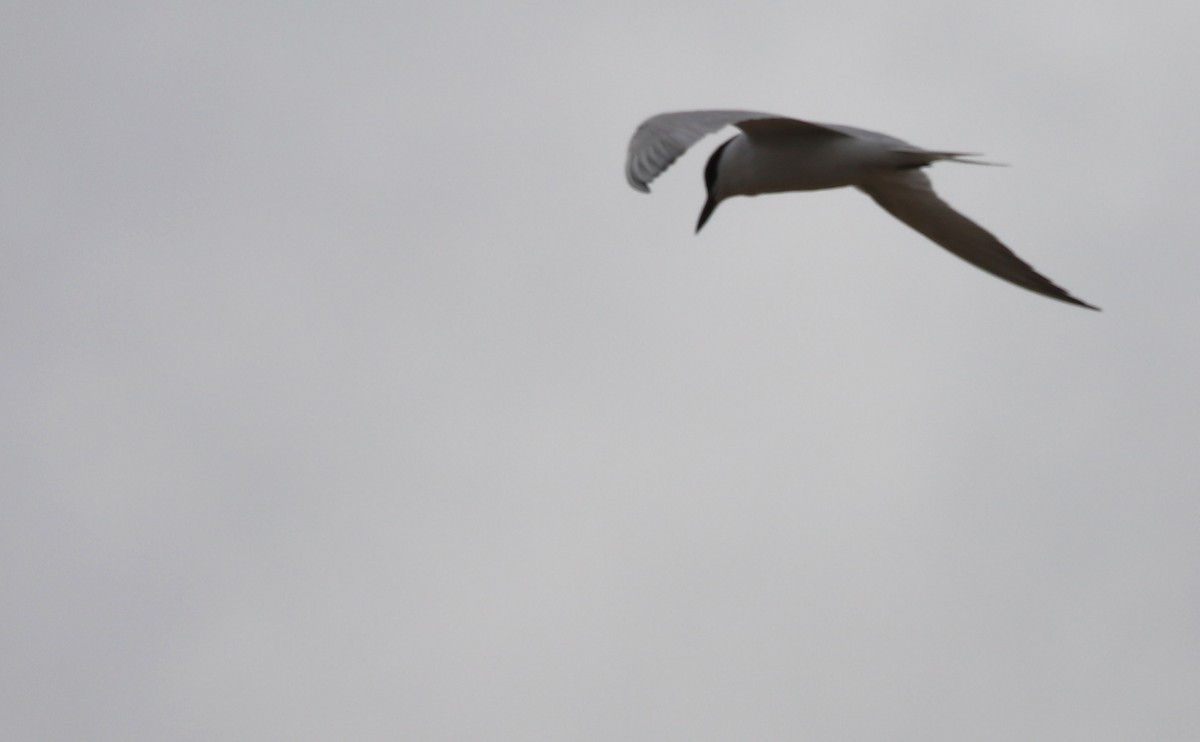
[947,153,1007,167]
[904,148,1007,167]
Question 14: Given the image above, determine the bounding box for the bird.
[625,109,1097,309]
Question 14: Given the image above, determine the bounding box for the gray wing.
[625,110,851,192]
[857,169,1098,309]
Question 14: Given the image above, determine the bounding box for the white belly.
[721,135,890,196]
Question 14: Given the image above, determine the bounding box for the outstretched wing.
[857,169,1097,309]
[625,110,850,192]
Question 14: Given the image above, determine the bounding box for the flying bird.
[625,110,1097,309]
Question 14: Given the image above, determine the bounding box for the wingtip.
[1058,292,1101,311]
[626,174,651,193]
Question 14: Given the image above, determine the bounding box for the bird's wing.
[625,110,851,192]
[857,169,1097,309]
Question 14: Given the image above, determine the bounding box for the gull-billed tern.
[626,110,1097,309]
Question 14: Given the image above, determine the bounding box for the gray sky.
[4,2,1199,740]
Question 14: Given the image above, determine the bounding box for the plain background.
[4,2,1199,740]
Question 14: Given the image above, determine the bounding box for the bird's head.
[696,137,735,233]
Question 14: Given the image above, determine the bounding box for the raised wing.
[857,169,1098,309]
[625,110,851,192]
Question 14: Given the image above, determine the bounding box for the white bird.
[625,109,1097,310]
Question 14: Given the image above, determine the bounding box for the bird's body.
[716,133,879,195]
[625,109,1097,310]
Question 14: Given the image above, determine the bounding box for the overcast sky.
[4,2,1199,740]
